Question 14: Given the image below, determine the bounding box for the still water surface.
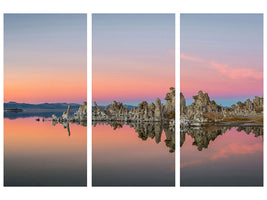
[92,122,175,186]
[4,117,87,186]
[180,126,263,186]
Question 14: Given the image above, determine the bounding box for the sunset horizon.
[92,14,175,106]
[4,14,87,104]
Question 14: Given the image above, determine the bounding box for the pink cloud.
[211,62,263,80]
[180,54,203,63]
[181,54,262,80]
[211,143,262,160]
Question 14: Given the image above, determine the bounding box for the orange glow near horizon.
[92,14,175,105]
[4,14,87,104]
[92,59,175,104]
[4,67,86,103]
[92,73,174,103]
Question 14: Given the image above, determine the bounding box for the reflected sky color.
[4,14,87,104]
[4,118,87,186]
[92,14,175,106]
[92,125,175,186]
[180,128,263,186]
[181,14,263,106]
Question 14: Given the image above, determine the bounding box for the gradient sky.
[92,14,175,106]
[181,14,263,106]
[4,14,87,104]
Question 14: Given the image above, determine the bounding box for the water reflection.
[4,117,87,186]
[180,125,263,186]
[92,122,175,186]
[52,120,87,136]
[181,126,263,151]
[92,121,175,153]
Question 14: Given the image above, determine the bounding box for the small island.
[4,108,23,113]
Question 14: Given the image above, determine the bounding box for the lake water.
[92,122,175,186]
[4,116,87,186]
[180,126,263,186]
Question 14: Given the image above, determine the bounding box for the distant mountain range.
[4,102,137,111]
[4,101,82,110]
[92,104,137,110]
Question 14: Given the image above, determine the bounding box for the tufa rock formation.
[164,87,175,119]
[74,102,87,122]
[180,92,186,116]
[52,102,87,124]
[180,90,263,127]
[92,87,175,126]
[154,98,162,121]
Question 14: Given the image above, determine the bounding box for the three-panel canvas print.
[3,13,263,187]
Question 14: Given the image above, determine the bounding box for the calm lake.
[4,115,87,186]
[180,126,263,186]
[92,122,175,186]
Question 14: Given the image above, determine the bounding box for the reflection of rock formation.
[164,125,175,153]
[93,121,175,153]
[62,122,71,136]
[180,131,186,147]
[180,90,263,126]
[181,126,263,151]
[186,127,228,151]
[52,120,86,136]
[236,126,264,137]
[92,88,175,127]
[51,102,87,135]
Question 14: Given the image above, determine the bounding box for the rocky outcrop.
[186,91,223,123]
[52,102,87,124]
[222,96,263,117]
[180,90,263,127]
[92,88,175,126]
[164,87,175,118]
[180,92,186,116]
[154,98,162,121]
[74,102,87,122]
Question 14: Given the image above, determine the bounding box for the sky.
[180,14,263,106]
[92,14,175,106]
[4,14,87,104]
